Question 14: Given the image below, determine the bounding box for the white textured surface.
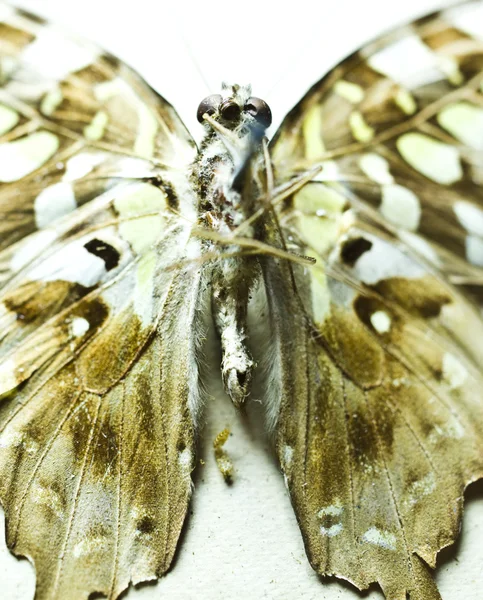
[3,0,483,599]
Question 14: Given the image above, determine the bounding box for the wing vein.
[364,390,415,593]
[109,381,124,599]
[51,394,102,597]
[340,376,357,550]
[9,387,84,547]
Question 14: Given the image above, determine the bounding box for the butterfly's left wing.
[266,2,483,598]
[0,5,204,599]
[0,3,195,253]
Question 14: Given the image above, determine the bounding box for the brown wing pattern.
[0,176,206,599]
[267,2,483,598]
[0,3,195,252]
[0,5,204,599]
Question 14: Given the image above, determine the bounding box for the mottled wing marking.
[0,178,205,599]
[0,4,196,251]
[263,217,483,599]
[271,1,483,278]
[268,2,483,599]
[0,4,204,599]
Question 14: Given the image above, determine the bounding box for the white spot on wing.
[394,88,417,115]
[34,181,76,228]
[349,111,374,142]
[438,102,483,150]
[134,104,158,158]
[71,317,90,338]
[29,243,107,287]
[444,3,483,38]
[359,153,394,185]
[40,86,63,116]
[370,311,391,334]
[318,504,344,537]
[10,229,58,272]
[310,267,330,325]
[454,201,483,237]
[397,133,462,185]
[368,34,442,88]
[94,78,126,101]
[466,235,483,267]
[84,110,108,141]
[20,29,97,80]
[362,527,397,550]
[442,353,468,390]
[405,472,436,508]
[0,358,17,395]
[438,56,463,86]
[398,231,440,266]
[317,505,343,518]
[283,445,294,467]
[0,103,19,135]
[353,236,425,285]
[63,152,105,181]
[114,182,167,216]
[133,251,156,324]
[32,482,65,519]
[334,80,364,103]
[178,448,192,468]
[320,523,343,537]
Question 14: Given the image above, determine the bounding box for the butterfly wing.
[0,3,195,252]
[0,5,203,599]
[271,1,483,286]
[267,2,483,598]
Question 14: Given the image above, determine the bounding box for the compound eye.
[220,99,241,121]
[244,97,272,128]
[197,94,222,123]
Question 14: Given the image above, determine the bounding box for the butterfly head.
[196,83,272,131]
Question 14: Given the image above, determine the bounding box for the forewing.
[271,0,483,284]
[0,5,203,599]
[266,2,483,598]
[0,3,195,251]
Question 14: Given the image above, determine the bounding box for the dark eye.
[244,97,272,128]
[220,99,241,121]
[197,94,222,123]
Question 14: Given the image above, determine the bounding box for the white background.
[2,0,483,598]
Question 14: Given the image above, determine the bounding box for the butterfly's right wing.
[263,2,483,598]
[271,1,483,288]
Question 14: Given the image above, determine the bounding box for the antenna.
[169,6,213,93]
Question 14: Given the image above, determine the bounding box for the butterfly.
[0,1,483,599]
